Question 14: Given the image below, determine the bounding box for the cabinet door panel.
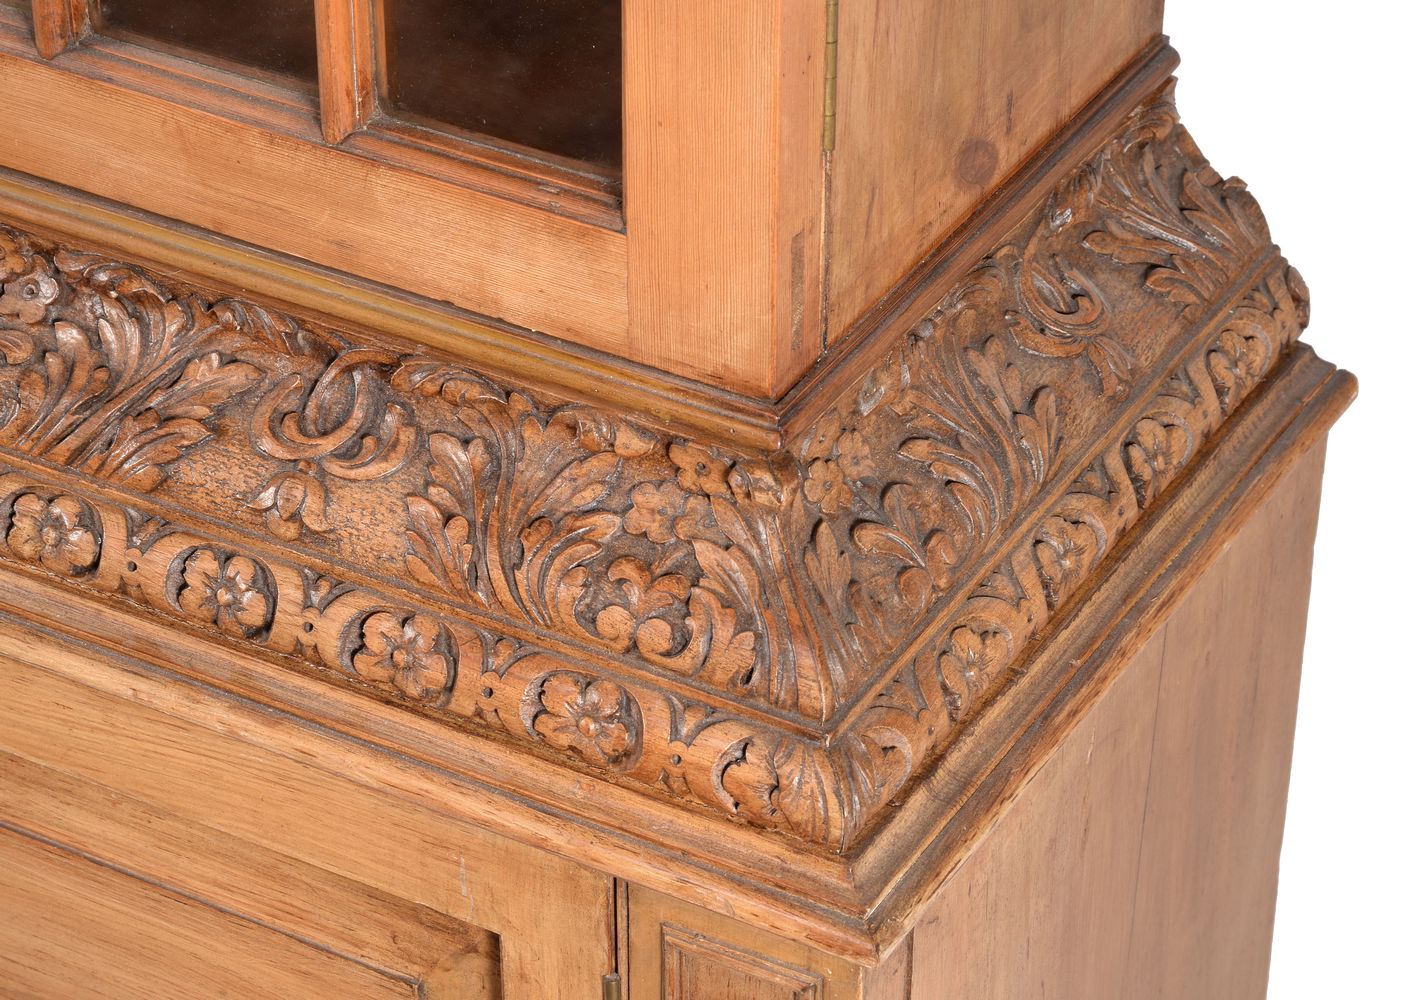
[628,886,861,1000]
[0,829,424,1000]
[0,645,614,1000]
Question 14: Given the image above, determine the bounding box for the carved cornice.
[0,85,1309,848]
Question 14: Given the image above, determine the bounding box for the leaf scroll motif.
[797,316,1063,666]
[0,230,268,489]
[395,364,815,711]
[1079,95,1271,310]
[249,348,416,540]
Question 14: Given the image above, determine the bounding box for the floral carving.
[351,612,456,703]
[1033,517,1101,608]
[798,324,1062,671]
[393,365,808,714]
[623,481,689,543]
[938,626,1011,719]
[4,493,100,576]
[1208,325,1271,410]
[176,549,273,639]
[669,442,732,497]
[0,87,1315,849]
[528,672,639,766]
[1124,417,1191,506]
[0,229,266,491]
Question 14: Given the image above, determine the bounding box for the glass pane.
[96,0,318,86]
[382,0,623,172]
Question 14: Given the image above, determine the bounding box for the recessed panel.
[0,829,417,1000]
[381,0,623,171]
[96,0,318,86]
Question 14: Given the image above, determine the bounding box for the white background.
[1165,2,1400,995]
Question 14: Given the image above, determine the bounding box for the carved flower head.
[250,467,331,541]
[836,430,875,480]
[1034,517,1099,605]
[6,494,101,576]
[534,673,637,766]
[352,612,456,702]
[178,550,272,638]
[1124,418,1190,505]
[939,626,1008,719]
[1208,328,1268,409]
[803,458,853,514]
[623,480,688,543]
[668,442,732,497]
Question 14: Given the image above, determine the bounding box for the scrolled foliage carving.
[0,87,1309,847]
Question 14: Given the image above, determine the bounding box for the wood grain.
[314,0,376,144]
[826,0,1161,341]
[0,648,615,1000]
[629,886,860,1000]
[885,442,1327,999]
[0,750,503,996]
[0,44,628,352]
[624,0,826,396]
[28,0,87,59]
[0,829,420,1000]
[1117,442,1325,997]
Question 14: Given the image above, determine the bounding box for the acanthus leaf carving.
[0,86,1313,848]
[0,236,272,489]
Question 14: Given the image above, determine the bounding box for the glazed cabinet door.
[0,633,616,1000]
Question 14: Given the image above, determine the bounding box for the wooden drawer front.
[0,644,614,1000]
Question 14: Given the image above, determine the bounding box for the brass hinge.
[823,0,839,151]
[602,972,622,1000]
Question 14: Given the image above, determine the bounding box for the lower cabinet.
[0,644,614,1000]
[0,437,1333,999]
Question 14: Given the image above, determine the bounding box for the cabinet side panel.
[861,936,912,1000]
[906,441,1327,999]
[1118,442,1326,997]
[827,0,1161,341]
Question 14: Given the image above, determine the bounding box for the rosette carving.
[0,86,1314,848]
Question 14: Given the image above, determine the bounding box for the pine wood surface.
[0,3,1353,993]
[0,830,420,1000]
[0,21,1181,447]
[0,3,1174,394]
[620,438,1329,999]
[0,641,613,999]
[624,0,826,397]
[899,444,1324,998]
[0,8,630,352]
[827,0,1163,342]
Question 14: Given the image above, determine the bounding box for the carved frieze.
[0,86,1308,847]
